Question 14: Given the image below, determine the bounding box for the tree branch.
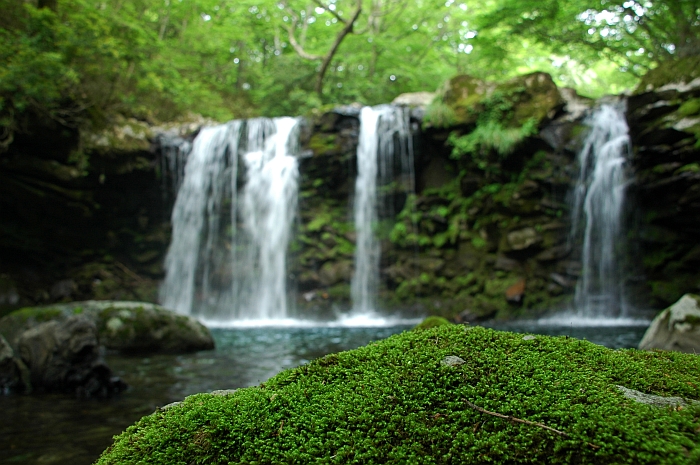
[311,0,347,24]
[285,12,323,61]
[314,1,362,94]
[464,400,600,450]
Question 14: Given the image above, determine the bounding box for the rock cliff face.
[0,68,698,320]
[293,73,586,320]
[626,56,700,308]
[0,116,206,315]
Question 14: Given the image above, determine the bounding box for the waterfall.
[236,117,300,320]
[351,105,414,314]
[159,118,300,321]
[570,103,631,318]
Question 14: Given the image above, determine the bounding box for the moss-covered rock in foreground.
[97,326,700,464]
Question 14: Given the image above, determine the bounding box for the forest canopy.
[1,0,698,145]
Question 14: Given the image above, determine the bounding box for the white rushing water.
[237,117,300,320]
[351,105,413,314]
[160,118,299,321]
[570,102,631,319]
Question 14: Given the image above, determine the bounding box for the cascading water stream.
[159,118,299,321]
[570,102,631,319]
[351,105,413,314]
[236,117,300,320]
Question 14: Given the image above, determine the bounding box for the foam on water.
[535,315,651,327]
[201,314,422,329]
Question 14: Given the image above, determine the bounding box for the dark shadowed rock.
[17,314,126,396]
[0,334,23,393]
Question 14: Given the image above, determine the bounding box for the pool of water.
[0,320,649,464]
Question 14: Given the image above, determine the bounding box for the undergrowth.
[96,325,700,464]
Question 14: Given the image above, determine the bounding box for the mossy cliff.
[0,114,206,316]
[1,67,698,320]
[96,325,700,464]
[626,56,700,308]
[293,73,587,320]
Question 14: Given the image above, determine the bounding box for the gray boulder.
[17,314,126,396]
[638,294,700,353]
[0,300,215,354]
[616,385,699,409]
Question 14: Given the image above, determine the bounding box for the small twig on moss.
[464,400,600,450]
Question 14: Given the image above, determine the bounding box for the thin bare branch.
[314,1,362,94]
[311,0,347,24]
[285,11,323,60]
[464,400,600,450]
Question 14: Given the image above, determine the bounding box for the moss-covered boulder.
[97,325,700,464]
[635,56,700,94]
[639,294,700,353]
[412,315,452,330]
[430,72,564,128]
[439,74,496,125]
[0,301,214,354]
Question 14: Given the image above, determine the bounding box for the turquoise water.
[0,323,647,464]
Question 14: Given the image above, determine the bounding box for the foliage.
[96,325,700,464]
[423,97,458,128]
[472,0,700,82]
[2,0,694,153]
[447,87,538,169]
[449,118,537,160]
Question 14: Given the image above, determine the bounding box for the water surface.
[0,321,648,464]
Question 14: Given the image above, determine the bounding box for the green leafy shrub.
[423,97,458,128]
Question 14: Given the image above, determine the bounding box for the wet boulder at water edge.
[639,294,700,354]
[0,300,214,395]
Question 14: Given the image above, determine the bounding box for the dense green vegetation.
[2,0,698,150]
[97,325,700,464]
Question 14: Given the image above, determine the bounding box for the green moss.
[423,98,458,128]
[678,99,700,118]
[8,306,64,323]
[649,281,686,306]
[96,325,700,465]
[636,56,700,92]
[675,163,700,174]
[412,316,452,330]
[326,283,351,300]
[471,236,487,249]
[308,133,340,156]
